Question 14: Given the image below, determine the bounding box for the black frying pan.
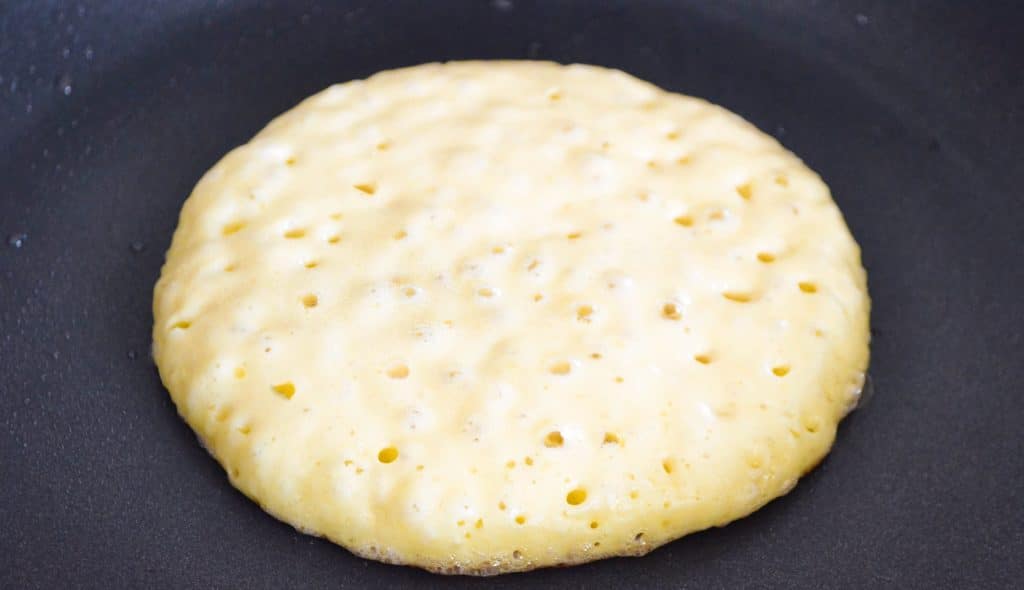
[2,1,1022,588]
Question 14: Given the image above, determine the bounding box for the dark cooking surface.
[1,1,1021,588]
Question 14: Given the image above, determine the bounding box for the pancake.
[153,61,870,574]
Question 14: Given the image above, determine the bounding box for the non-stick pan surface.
[2,1,1022,588]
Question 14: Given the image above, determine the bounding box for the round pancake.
[153,61,870,575]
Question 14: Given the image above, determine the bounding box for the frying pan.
[2,1,1022,587]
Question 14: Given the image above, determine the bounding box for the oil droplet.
[127,350,138,360]
[56,73,72,96]
[7,233,26,248]
[130,241,145,253]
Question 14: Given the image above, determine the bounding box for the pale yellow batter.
[153,61,870,574]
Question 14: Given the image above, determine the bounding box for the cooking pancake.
[152,61,870,574]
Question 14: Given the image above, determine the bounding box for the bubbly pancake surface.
[153,61,870,574]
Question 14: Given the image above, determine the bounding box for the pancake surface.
[153,61,869,574]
